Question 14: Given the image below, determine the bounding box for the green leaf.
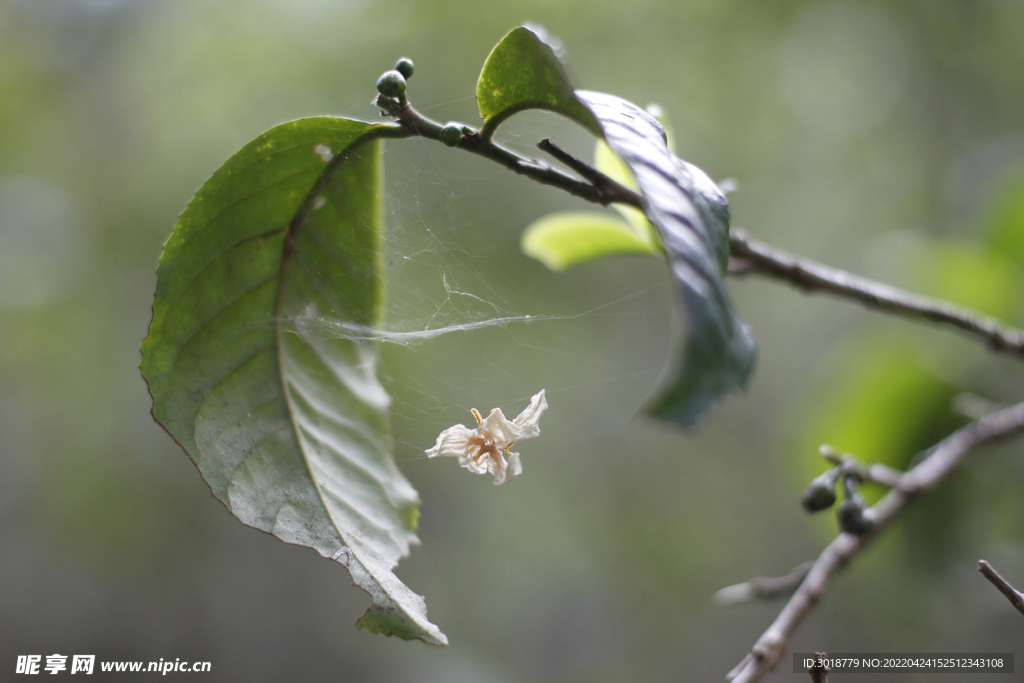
[140,117,447,645]
[476,25,600,140]
[521,211,660,271]
[480,25,754,425]
[593,140,661,248]
[575,91,755,427]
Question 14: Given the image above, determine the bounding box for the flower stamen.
[425,390,547,486]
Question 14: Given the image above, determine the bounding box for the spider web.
[303,95,678,472]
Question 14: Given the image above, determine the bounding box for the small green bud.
[836,498,874,535]
[376,70,407,99]
[395,58,414,80]
[440,122,463,147]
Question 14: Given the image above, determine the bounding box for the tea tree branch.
[726,399,1024,683]
[385,85,1024,362]
[714,562,813,606]
[978,560,1024,616]
[536,137,644,206]
[391,100,641,207]
[807,654,830,683]
[729,229,1024,357]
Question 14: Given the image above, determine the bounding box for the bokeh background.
[2,0,1024,681]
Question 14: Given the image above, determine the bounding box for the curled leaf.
[483,24,755,426]
[576,91,756,426]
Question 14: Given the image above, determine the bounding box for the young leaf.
[576,91,756,426]
[521,211,660,271]
[140,117,447,645]
[476,25,600,140]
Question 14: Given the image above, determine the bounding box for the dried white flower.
[426,390,547,485]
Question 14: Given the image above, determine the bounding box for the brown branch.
[715,562,814,606]
[537,137,644,206]
[728,228,1024,357]
[978,560,1024,616]
[818,445,905,489]
[392,100,643,208]
[379,78,1024,680]
[808,653,829,683]
[726,399,1024,683]
[393,87,1024,363]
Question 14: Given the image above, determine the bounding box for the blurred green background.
[2,0,1024,681]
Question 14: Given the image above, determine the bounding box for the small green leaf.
[521,211,660,271]
[140,117,447,645]
[476,25,600,140]
[575,91,755,427]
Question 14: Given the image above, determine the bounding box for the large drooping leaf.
[576,91,756,426]
[476,25,600,140]
[140,117,447,645]
[486,26,756,426]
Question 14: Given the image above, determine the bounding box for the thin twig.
[537,137,644,206]
[726,399,1024,683]
[378,81,1024,681]
[808,653,829,683]
[729,229,1024,357]
[715,562,814,606]
[978,560,1024,616]
[393,101,642,207]
[818,445,905,489]
[953,393,1005,420]
[392,93,1024,361]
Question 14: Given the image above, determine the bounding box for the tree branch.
[726,399,1024,683]
[536,137,644,206]
[390,91,1024,361]
[807,653,829,683]
[818,445,905,489]
[715,562,813,606]
[978,560,1024,616]
[392,100,642,207]
[728,229,1024,357]
[377,77,1024,679]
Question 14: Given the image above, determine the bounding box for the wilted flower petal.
[426,390,547,485]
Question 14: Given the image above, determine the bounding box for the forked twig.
[390,90,1024,363]
[726,399,1024,683]
[384,86,1024,677]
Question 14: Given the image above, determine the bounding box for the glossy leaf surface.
[476,25,600,140]
[576,91,756,425]
[140,117,446,645]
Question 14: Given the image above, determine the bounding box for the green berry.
[395,58,414,80]
[440,122,463,147]
[376,70,407,98]
[800,468,840,512]
[836,498,874,535]
[800,478,837,513]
